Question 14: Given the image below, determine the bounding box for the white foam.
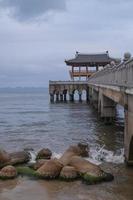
[29,151,37,163]
[89,147,124,165]
[28,147,124,165]
[52,152,62,159]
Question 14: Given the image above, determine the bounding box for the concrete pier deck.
[49,53,133,165]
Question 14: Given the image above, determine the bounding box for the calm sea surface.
[0,88,132,200]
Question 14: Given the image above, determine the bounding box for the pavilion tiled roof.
[65,52,116,66]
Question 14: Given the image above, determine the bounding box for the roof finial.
[75,51,79,57]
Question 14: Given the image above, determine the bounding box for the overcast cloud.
[0,0,133,87]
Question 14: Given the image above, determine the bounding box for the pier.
[49,81,89,102]
[49,52,133,165]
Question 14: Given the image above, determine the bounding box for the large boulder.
[37,158,63,179]
[60,166,78,180]
[36,148,52,160]
[0,165,17,179]
[9,151,30,165]
[59,143,89,166]
[69,156,114,184]
[29,159,49,170]
[0,149,11,167]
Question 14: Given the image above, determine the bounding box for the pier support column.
[124,94,133,165]
[78,91,82,102]
[99,91,116,124]
[64,93,67,102]
[56,92,59,102]
[63,90,67,102]
[69,93,74,102]
[89,87,93,104]
[60,94,63,102]
[86,87,89,102]
[92,89,98,109]
[50,93,54,103]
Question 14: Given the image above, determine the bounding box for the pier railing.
[88,56,133,88]
[49,81,88,85]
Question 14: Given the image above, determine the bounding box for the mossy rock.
[59,166,79,181]
[81,172,114,185]
[16,166,40,179]
[16,166,59,180]
[0,175,17,180]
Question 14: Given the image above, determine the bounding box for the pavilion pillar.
[72,66,74,81]
[86,66,88,81]
[79,66,81,81]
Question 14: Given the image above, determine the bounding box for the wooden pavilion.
[65,51,117,81]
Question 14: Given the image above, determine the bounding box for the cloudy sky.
[0,0,133,87]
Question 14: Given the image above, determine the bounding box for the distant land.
[0,87,48,92]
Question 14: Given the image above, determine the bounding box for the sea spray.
[27,147,124,165]
[88,147,124,165]
[28,151,37,164]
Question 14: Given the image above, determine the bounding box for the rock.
[37,158,63,179]
[69,156,114,184]
[9,151,30,165]
[0,149,11,167]
[77,142,89,157]
[36,148,52,160]
[59,144,89,166]
[0,165,17,179]
[60,166,78,180]
[29,159,49,170]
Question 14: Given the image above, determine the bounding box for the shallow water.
[0,88,132,200]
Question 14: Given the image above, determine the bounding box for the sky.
[0,0,133,87]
